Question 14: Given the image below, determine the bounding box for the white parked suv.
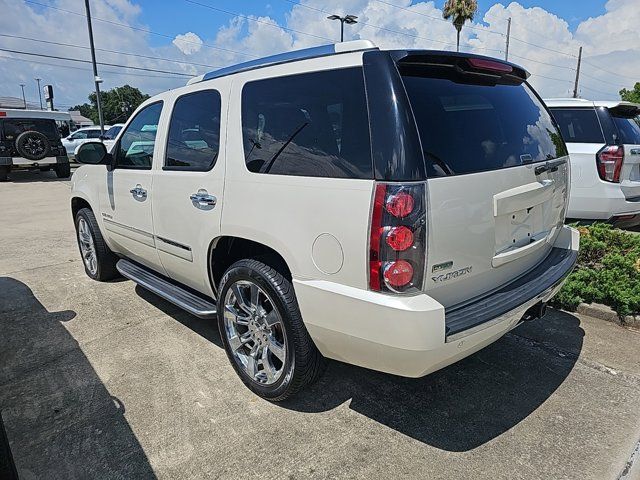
[70,41,579,400]
[545,98,640,228]
[63,126,110,160]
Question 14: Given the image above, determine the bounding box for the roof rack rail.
[187,40,377,85]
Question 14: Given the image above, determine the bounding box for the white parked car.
[62,126,110,159]
[545,98,640,228]
[70,41,579,400]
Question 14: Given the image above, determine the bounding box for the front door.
[151,86,227,296]
[99,101,166,273]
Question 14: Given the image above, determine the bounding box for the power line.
[581,60,638,82]
[0,47,195,77]
[507,52,576,71]
[0,33,221,69]
[23,0,257,59]
[185,0,334,42]
[0,54,188,80]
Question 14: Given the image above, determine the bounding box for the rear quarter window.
[611,112,640,144]
[241,67,372,179]
[401,66,567,177]
[549,108,605,144]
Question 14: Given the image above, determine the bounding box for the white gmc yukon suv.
[70,41,579,400]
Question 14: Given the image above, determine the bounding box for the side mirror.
[75,141,111,165]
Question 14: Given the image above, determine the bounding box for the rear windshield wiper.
[261,122,308,174]
[534,158,566,175]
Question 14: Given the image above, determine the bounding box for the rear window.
[241,68,372,179]
[401,66,567,177]
[611,112,640,144]
[2,119,60,141]
[550,108,605,144]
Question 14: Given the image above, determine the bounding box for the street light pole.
[84,0,105,136]
[19,84,26,109]
[35,78,43,109]
[327,14,358,43]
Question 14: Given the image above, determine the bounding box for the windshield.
[400,65,567,177]
[2,119,60,141]
[611,111,640,144]
[104,125,122,139]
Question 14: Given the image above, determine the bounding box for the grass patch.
[551,223,640,317]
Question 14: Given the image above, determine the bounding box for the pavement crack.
[618,433,640,480]
[507,331,640,384]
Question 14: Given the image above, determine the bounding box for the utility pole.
[504,17,511,61]
[35,78,43,109]
[327,14,358,42]
[84,0,105,136]
[19,84,26,109]
[573,46,582,98]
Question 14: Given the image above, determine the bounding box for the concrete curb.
[576,303,640,328]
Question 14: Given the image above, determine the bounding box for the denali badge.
[432,266,472,283]
[432,260,453,273]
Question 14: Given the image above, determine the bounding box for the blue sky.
[136,0,606,48]
[1,0,637,106]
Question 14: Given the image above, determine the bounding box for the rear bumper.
[568,182,640,222]
[295,225,579,378]
[0,156,69,167]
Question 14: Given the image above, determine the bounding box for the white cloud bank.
[0,0,638,108]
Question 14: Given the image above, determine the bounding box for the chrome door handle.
[130,184,147,199]
[190,189,217,208]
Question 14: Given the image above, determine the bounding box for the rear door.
[609,105,640,200]
[398,60,569,307]
[151,85,227,296]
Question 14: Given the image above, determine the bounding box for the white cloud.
[0,0,638,110]
[172,32,203,55]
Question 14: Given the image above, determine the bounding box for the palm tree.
[442,0,478,53]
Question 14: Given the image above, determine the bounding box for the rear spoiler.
[390,50,529,84]
[609,102,640,118]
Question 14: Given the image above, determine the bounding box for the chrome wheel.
[77,217,98,275]
[223,280,287,386]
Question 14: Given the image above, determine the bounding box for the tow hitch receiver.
[522,302,547,322]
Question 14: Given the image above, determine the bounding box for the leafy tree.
[442,0,478,53]
[69,85,150,125]
[620,82,640,103]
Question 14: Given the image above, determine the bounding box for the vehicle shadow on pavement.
[132,286,585,453]
[282,310,585,452]
[2,170,70,183]
[0,277,157,479]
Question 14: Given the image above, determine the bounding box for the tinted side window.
[611,112,640,144]
[549,108,604,144]
[165,90,221,171]
[241,68,372,179]
[72,131,88,140]
[86,130,102,139]
[116,102,163,169]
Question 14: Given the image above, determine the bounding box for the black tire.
[15,131,50,160]
[74,208,119,281]
[0,166,8,182]
[217,259,325,401]
[54,163,71,178]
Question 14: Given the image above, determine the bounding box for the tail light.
[369,183,426,294]
[597,145,624,183]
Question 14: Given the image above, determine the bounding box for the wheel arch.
[71,195,93,220]
[208,235,294,294]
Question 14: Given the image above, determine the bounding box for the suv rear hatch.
[395,53,569,307]
[608,103,640,201]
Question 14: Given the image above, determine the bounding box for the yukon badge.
[432,266,472,283]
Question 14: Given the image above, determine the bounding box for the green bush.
[551,223,640,316]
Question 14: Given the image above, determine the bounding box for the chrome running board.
[116,259,217,319]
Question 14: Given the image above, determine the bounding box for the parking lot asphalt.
[1,168,640,480]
